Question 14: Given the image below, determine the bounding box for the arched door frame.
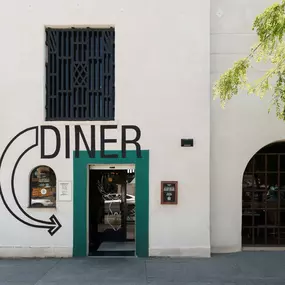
[242,141,285,247]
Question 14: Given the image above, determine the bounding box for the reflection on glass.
[126,176,135,240]
[96,170,136,241]
[242,174,255,189]
[30,166,56,208]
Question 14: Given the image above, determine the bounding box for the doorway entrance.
[73,150,149,257]
[242,142,285,246]
[89,167,136,256]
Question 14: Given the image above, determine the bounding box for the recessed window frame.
[29,165,57,208]
[242,148,285,246]
[45,27,115,121]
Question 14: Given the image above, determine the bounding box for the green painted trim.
[73,150,149,257]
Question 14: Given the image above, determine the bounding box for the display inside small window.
[30,166,56,208]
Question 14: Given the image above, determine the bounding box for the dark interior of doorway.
[88,169,136,256]
[242,142,285,246]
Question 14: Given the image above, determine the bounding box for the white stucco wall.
[210,0,285,252]
[0,0,210,257]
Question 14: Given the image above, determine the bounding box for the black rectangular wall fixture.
[181,139,194,147]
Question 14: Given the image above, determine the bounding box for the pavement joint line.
[33,258,63,285]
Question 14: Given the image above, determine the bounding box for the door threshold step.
[97,241,135,251]
[89,250,135,257]
[243,246,285,251]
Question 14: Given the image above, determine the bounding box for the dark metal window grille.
[45,28,115,121]
[242,143,285,246]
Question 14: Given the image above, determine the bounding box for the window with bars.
[45,28,115,121]
[242,142,285,246]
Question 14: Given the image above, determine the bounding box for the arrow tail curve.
[11,132,53,225]
[0,126,62,235]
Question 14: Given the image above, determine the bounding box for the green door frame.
[73,150,149,257]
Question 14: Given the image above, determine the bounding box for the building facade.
[0,0,283,258]
[211,0,285,253]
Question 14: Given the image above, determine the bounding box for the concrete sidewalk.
[0,252,284,285]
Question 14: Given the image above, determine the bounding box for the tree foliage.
[213,0,285,120]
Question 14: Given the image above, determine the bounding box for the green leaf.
[213,0,285,120]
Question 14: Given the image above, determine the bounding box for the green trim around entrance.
[73,150,149,257]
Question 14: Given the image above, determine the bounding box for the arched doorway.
[242,142,285,246]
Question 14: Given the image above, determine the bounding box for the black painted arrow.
[0,126,61,236]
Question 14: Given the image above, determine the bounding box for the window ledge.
[41,120,118,126]
[28,206,56,209]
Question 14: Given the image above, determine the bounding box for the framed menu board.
[161,181,178,205]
